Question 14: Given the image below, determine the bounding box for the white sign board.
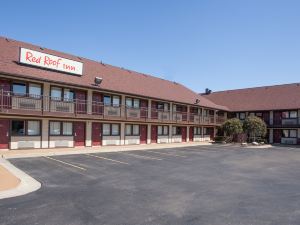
[19,48,83,75]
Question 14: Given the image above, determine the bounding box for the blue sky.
[1,0,300,93]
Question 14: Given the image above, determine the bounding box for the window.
[51,87,75,102]
[132,125,139,135]
[12,83,26,96]
[50,122,61,135]
[112,96,120,106]
[103,124,110,135]
[158,125,169,135]
[63,89,74,101]
[239,113,246,120]
[27,121,40,136]
[103,124,120,136]
[51,87,62,101]
[203,127,210,135]
[125,124,140,136]
[11,120,40,136]
[125,124,132,135]
[158,102,169,111]
[104,96,111,106]
[63,122,73,135]
[194,127,202,135]
[29,83,42,98]
[282,111,298,119]
[13,82,41,97]
[112,124,120,135]
[11,120,25,136]
[255,112,262,117]
[125,98,140,108]
[290,130,297,138]
[282,129,297,138]
[50,121,73,136]
[103,95,120,106]
[173,127,182,135]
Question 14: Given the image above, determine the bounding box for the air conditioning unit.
[108,109,118,116]
[129,112,138,117]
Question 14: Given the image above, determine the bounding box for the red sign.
[20,48,83,75]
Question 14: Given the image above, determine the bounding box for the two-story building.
[0,37,227,150]
[204,84,300,145]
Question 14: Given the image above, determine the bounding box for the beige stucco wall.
[10,136,41,149]
[157,136,169,144]
[102,136,121,146]
[125,136,140,145]
[49,136,74,148]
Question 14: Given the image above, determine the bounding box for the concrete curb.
[0,158,41,200]
[2,142,213,159]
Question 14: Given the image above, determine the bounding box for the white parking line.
[85,154,130,165]
[120,152,163,160]
[44,156,87,171]
[146,150,186,158]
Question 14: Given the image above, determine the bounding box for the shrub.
[243,116,267,142]
[221,118,243,142]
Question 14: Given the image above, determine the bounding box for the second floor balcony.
[0,91,224,125]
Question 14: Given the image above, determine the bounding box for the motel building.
[0,37,227,150]
[0,37,299,150]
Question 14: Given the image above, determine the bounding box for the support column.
[121,95,126,118]
[147,124,151,144]
[186,125,190,142]
[120,122,125,145]
[85,121,92,147]
[169,124,172,143]
[87,90,93,114]
[269,128,273,144]
[170,102,173,121]
[41,119,49,148]
[43,82,50,112]
[214,110,217,124]
[148,99,152,119]
[270,111,274,125]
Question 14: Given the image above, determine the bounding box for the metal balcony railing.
[0,90,225,125]
[273,118,300,127]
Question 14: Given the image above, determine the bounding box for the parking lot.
[0,145,300,225]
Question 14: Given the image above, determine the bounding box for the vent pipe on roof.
[205,88,212,95]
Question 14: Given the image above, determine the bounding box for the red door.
[182,127,187,142]
[0,80,11,109]
[273,111,282,125]
[140,100,148,119]
[0,120,9,149]
[209,127,215,140]
[92,122,102,146]
[151,125,157,143]
[92,93,103,115]
[140,125,147,144]
[182,106,187,121]
[273,129,281,143]
[151,101,158,119]
[75,90,87,114]
[189,127,194,141]
[263,112,270,125]
[74,122,85,147]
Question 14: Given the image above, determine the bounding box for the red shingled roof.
[0,37,226,110]
[204,83,300,112]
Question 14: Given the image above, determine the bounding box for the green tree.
[222,118,243,141]
[243,116,267,142]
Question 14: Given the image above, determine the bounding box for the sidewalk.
[1,142,212,159]
[0,165,20,192]
[0,158,41,200]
